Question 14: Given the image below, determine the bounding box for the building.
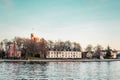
[82,51,94,59]
[31,33,40,42]
[117,54,120,59]
[99,50,106,59]
[6,42,21,58]
[117,50,120,59]
[111,51,117,59]
[86,51,93,59]
[46,51,82,58]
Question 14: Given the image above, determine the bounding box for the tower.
[31,33,34,40]
[31,33,40,42]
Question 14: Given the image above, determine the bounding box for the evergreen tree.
[106,46,112,58]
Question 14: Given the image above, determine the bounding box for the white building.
[46,51,82,58]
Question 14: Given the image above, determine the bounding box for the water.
[0,61,120,80]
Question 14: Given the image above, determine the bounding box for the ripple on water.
[0,61,120,80]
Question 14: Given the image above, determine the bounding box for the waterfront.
[0,61,120,80]
[1,59,120,62]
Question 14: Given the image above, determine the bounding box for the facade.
[6,43,21,58]
[86,52,93,59]
[31,33,40,42]
[100,51,106,59]
[46,51,82,58]
[111,51,117,59]
[117,54,120,59]
[117,51,120,59]
[82,51,94,59]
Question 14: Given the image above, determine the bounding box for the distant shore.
[0,59,120,62]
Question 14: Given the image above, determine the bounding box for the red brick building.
[6,43,21,58]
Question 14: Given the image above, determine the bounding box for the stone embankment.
[0,59,120,62]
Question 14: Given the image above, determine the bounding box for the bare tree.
[38,38,48,58]
[75,43,82,51]
[85,44,93,52]
[59,41,65,51]
[23,38,35,57]
[94,44,103,59]
[47,40,82,51]
[13,37,25,50]
[65,41,71,51]
[47,40,54,50]
[3,39,8,50]
[0,42,3,50]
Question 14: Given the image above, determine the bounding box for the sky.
[0,0,120,50]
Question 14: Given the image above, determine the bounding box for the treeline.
[0,37,48,58]
[0,37,82,58]
[14,37,48,58]
[0,36,117,59]
[47,40,82,51]
[84,44,117,59]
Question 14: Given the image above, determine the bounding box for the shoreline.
[0,59,120,62]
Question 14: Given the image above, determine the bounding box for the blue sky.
[0,0,120,49]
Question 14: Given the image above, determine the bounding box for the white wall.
[46,51,82,58]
